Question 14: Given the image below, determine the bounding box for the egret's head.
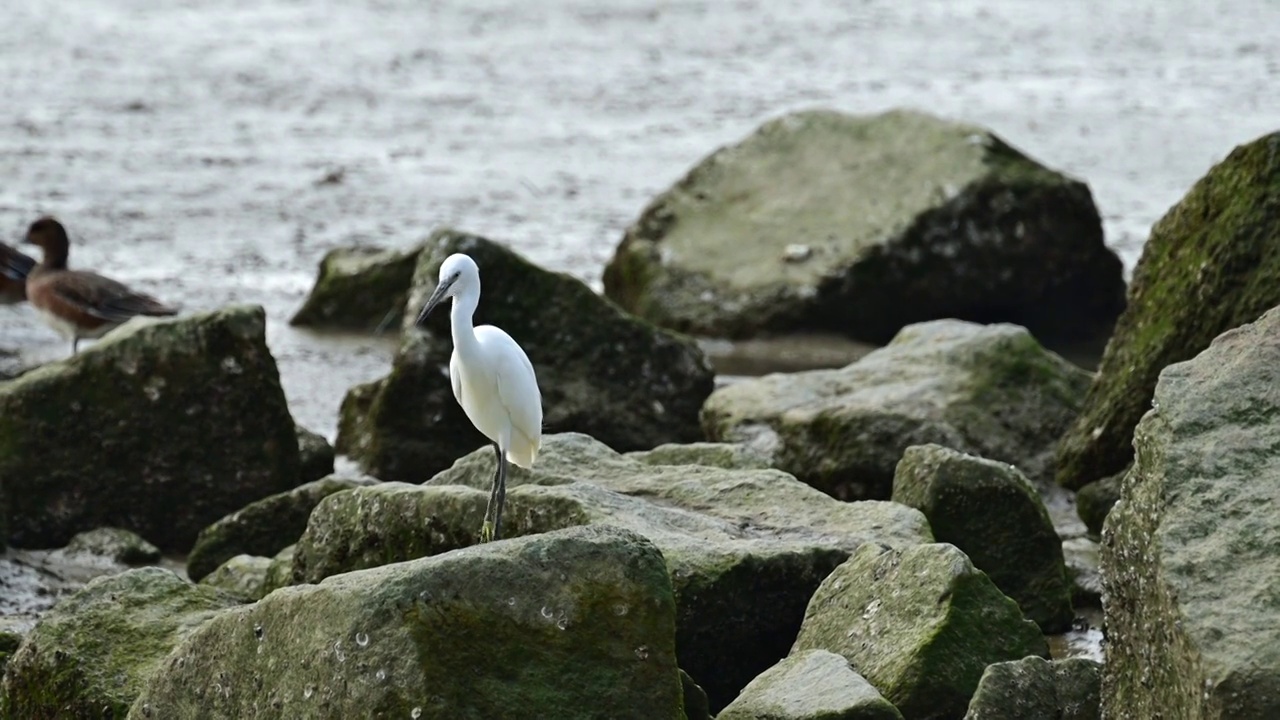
[415,253,480,326]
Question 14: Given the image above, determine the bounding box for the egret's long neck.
[450,284,482,358]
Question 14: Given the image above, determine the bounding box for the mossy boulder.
[892,444,1073,632]
[295,433,931,710]
[0,305,302,551]
[1055,130,1280,491]
[718,649,903,720]
[0,568,238,719]
[63,527,161,565]
[793,543,1048,719]
[261,544,296,597]
[963,656,1101,720]
[295,423,335,484]
[625,441,775,470]
[1075,471,1122,537]
[0,619,27,677]
[186,476,367,582]
[603,108,1123,345]
[1102,305,1280,718]
[336,229,715,483]
[128,526,687,720]
[289,244,422,330]
[702,319,1091,499]
[197,554,273,602]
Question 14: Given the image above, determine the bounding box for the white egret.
[415,253,542,542]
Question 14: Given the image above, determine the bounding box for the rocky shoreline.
[2,110,1278,719]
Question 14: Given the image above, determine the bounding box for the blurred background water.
[1,0,1277,436]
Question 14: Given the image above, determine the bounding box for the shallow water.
[0,0,1276,436]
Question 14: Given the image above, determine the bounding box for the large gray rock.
[702,319,1091,499]
[1,568,238,719]
[964,656,1101,720]
[892,444,1073,632]
[197,554,273,602]
[129,526,687,720]
[289,244,422,330]
[336,229,715,483]
[296,433,932,710]
[793,543,1048,720]
[603,108,1124,344]
[1103,305,1280,718]
[186,476,368,582]
[295,423,336,484]
[1056,130,1280,491]
[718,649,903,720]
[0,306,302,551]
[63,527,161,565]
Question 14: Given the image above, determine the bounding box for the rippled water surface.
[0,0,1276,436]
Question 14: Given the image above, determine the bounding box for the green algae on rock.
[718,649,903,720]
[702,319,1091,499]
[963,656,1101,720]
[197,554,273,602]
[129,526,687,720]
[603,108,1123,345]
[295,433,931,711]
[336,229,715,483]
[260,544,296,597]
[1103,306,1280,718]
[625,441,775,470]
[892,444,1074,632]
[186,476,369,582]
[1056,130,1280,491]
[289,244,423,330]
[1,568,238,719]
[793,543,1048,720]
[0,305,302,552]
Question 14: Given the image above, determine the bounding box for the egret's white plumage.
[417,253,542,541]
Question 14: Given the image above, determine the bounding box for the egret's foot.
[478,520,495,544]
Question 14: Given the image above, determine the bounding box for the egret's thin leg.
[493,453,508,541]
[72,337,79,355]
[480,443,502,543]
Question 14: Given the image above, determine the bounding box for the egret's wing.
[479,327,542,456]
[448,352,464,407]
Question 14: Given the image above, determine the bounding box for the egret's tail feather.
[507,426,540,469]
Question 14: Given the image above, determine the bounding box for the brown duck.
[24,217,178,354]
[0,240,36,305]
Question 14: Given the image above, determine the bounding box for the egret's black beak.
[415,277,454,327]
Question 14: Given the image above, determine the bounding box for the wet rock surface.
[717,649,903,720]
[702,319,1091,499]
[1075,471,1123,537]
[964,656,1102,720]
[793,543,1048,720]
[892,444,1074,632]
[130,526,686,720]
[1,568,238,719]
[1103,305,1280,718]
[197,554,273,602]
[0,306,302,552]
[337,229,715,483]
[289,244,423,331]
[296,433,931,710]
[186,476,369,582]
[63,527,162,566]
[295,423,337,484]
[604,108,1124,345]
[1056,130,1280,491]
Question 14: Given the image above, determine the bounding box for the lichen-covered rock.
[718,649,903,720]
[603,108,1124,344]
[964,656,1101,720]
[197,554,272,602]
[289,244,422,330]
[186,476,367,582]
[1056,131,1280,491]
[892,444,1073,632]
[703,319,1091,499]
[1,568,238,719]
[261,544,296,597]
[129,526,687,720]
[296,433,931,710]
[295,423,335,484]
[626,441,775,470]
[63,527,161,565]
[1075,471,1123,537]
[336,229,715,483]
[793,543,1048,719]
[0,305,301,551]
[1103,305,1280,718]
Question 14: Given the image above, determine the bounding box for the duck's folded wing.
[54,272,177,322]
[0,245,35,282]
